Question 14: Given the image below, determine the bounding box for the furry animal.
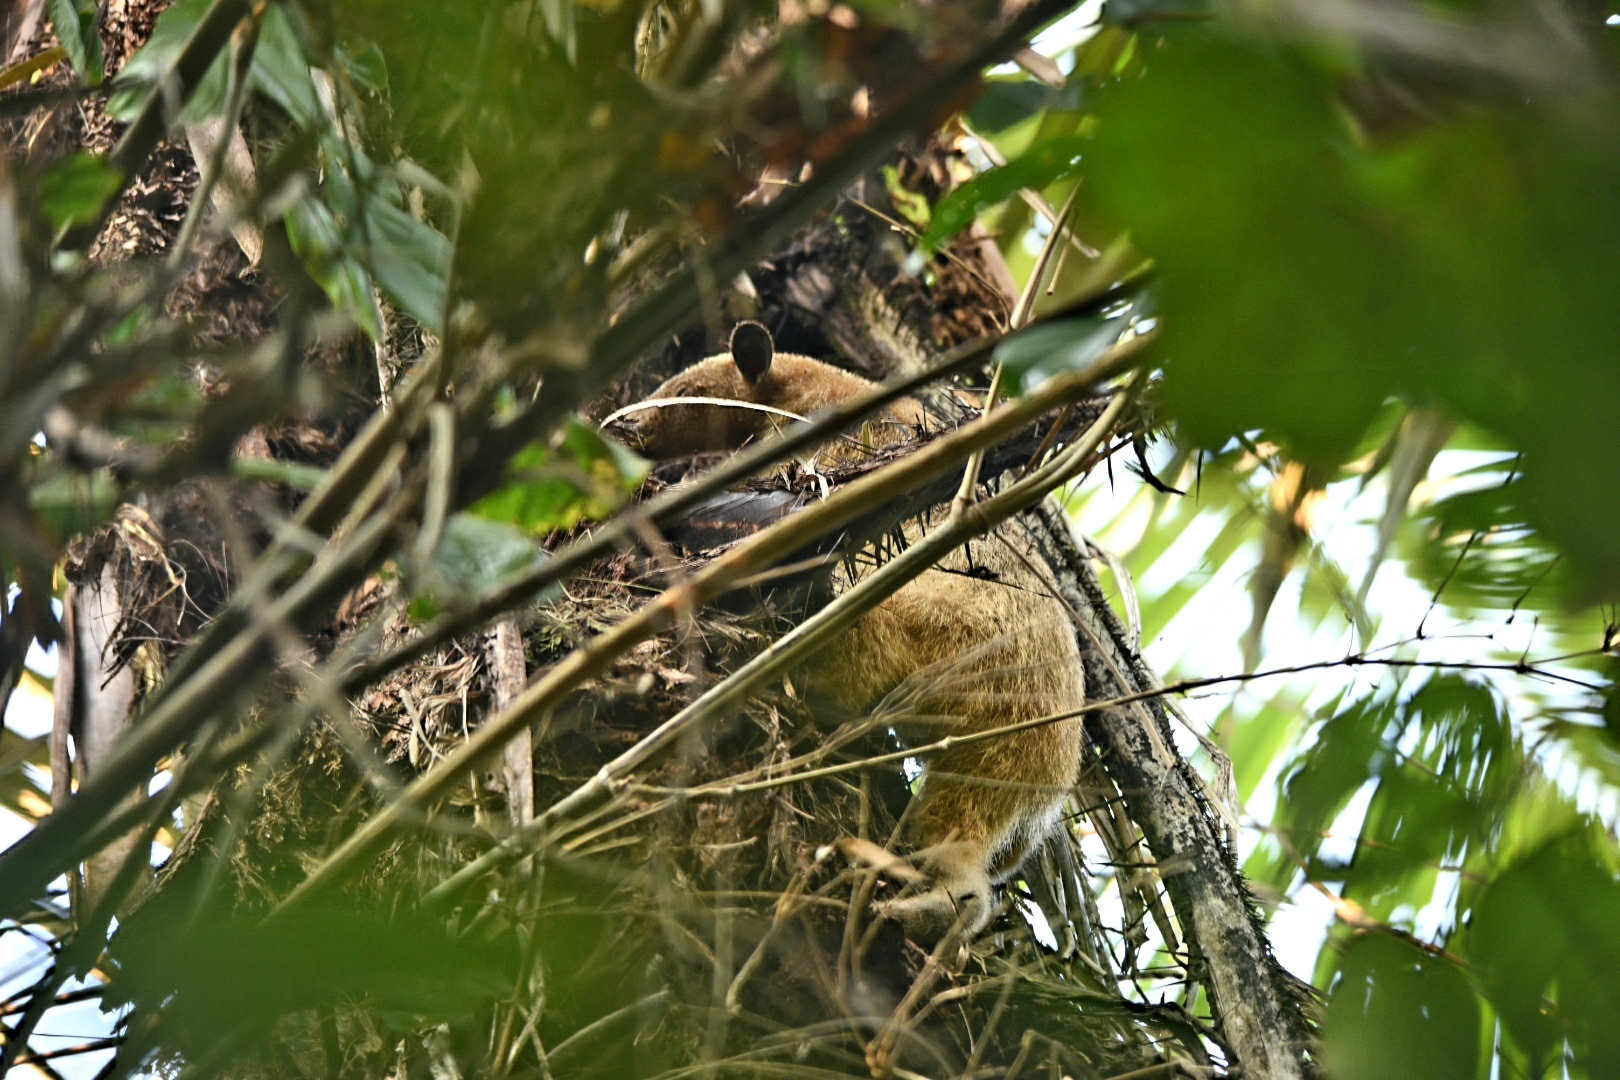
[624,322,1086,938]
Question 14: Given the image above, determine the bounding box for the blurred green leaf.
[286,195,384,339]
[46,0,104,86]
[471,419,649,534]
[0,729,48,776]
[967,79,1059,135]
[251,4,323,127]
[881,165,930,229]
[106,0,224,122]
[1402,464,1582,614]
[40,152,121,229]
[340,42,389,93]
[1469,835,1620,1075]
[356,192,451,329]
[431,514,545,594]
[1217,690,1311,804]
[1321,933,1480,1080]
[108,0,318,126]
[1262,676,1520,925]
[29,469,119,541]
[106,887,512,1070]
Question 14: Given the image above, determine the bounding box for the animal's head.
[612,321,787,460]
[612,321,922,462]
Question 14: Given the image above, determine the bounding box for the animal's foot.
[875,884,992,942]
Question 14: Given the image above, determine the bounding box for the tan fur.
[631,330,1084,938]
[628,353,928,464]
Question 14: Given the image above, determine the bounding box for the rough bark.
[1022,499,1316,1080]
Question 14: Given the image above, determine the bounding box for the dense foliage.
[1,0,1618,1078]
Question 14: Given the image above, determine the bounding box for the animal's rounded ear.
[729,321,774,384]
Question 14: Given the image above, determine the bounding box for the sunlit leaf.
[471,419,649,534]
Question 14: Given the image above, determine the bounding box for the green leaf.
[471,419,649,535]
[247,4,323,128]
[992,289,1150,394]
[40,152,121,229]
[0,730,48,779]
[340,42,389,93]
[105,0,223,123]
[1321,933,1481,1080]
[966,79,1059,135]
[357,191,451,330]
[106,885,512,1068]
[919,133,1089,256]
[430,514,545,594]
[108,0,317,127]
[1469,835,1620,1074]
[46,0,104,86]
[1266,675,1520,926]
[285,196,384,339]
[1082,31,1620,595]
[881,165,930,230]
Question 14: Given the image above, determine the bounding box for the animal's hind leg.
[874,772,1025,939]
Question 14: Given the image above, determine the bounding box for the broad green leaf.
[46,0,103,85]
[340,42,389,93]
[285,196,384,339]
[108,0,317,126]
[1321,933,1481,1080]
[105,884,512,1069]
[471,419,650,534]
[40,152,121,229]
[249,4,323,128]
[105,0,224,122]
[357,191,451,330]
